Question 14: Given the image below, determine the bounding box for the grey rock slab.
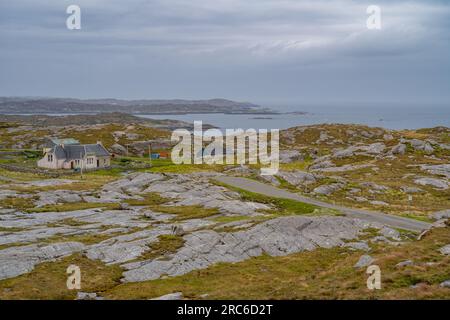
[76,292,104,300]
[420,164,450,179]
[396,260,414,267]
[344,242,370,251]
[414,177,448,190]
[401,186,424,194]
[0,242,85,280]
[150,292,183,300]
[369,201,389,207]
[103,172,165,194]
[440,280,450,288]
[258,174,281,186]
[312,163,374,173]
[379,227,401,241]
[122,216,379,282]
[432,210,450,220]
[279,150,303,164]
[391,143,407,155]
[354,255,374,268]
[439,244,450,255]
[313,183,344,195]
[275,170,316,186]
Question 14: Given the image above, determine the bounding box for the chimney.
[97,141,102,145]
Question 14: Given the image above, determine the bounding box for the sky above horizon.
[1,0,449,106]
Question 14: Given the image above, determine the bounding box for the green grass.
[0,254,123,300]
[125,192,171,206]
[26,202,121,213]
[213,180,319,216]
[0,196,36,210]
[131,234,185,262]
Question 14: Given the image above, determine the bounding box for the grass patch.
[0,196,36,210]
[26,202,121,213]
[133,234,185,262]
[125,192,171,206]
[213,180,318,216]
[0,254,123,300]
[153,205,220,221]
[46,218,92,228]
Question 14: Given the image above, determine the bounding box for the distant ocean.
[139,103,450,131]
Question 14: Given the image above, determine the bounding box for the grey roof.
[45,138,80,148]
[50,144,110,160]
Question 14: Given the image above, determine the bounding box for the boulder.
[396,260,414,267]
[344,242,370,251]
[313,183,344,195]
[275,171,316,186]
[414,177,448,190]
[110,143,127,155]
[279,150,303,164]
[401,186,424,194]
[420,164,450,179]
[391,143,407,155]
[439,244,450,255]
[354,255,374,268]
[151,292,183,300]
[432,210,450,220]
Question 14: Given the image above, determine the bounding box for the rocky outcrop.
[439,245,450,255]
[420,164,450,179]
[354,255,374,268]
[0,242,85,280]
[121,216,379,282]
[279,150,304,164]
[275,170,317,186]
[414,177,448,190]
[391,143,407,155]
[313,183,344,195]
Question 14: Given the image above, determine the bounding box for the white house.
[38,139,111,170]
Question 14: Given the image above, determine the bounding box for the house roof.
[50,143,110,161]
[46,138,80,148]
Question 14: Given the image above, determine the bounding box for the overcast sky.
[0,0,449,105]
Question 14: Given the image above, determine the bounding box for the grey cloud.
[0,0,449,103]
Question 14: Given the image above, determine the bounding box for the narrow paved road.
[215,176,432,232]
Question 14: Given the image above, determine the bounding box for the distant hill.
[0,112,213,130]
[0,97,273,114]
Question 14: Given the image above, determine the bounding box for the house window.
[86,157,94,165]
[47,154,53,162]
[75,159,80,167]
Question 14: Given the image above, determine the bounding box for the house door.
[71,162,74,169]
[97,159,99,167]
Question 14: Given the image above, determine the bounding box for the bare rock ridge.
[0,97,268,114]
[0,172,406,282]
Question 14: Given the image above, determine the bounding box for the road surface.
[215,176,432,232]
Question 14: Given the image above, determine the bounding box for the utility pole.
[148,143,152,166]
[80,151,83,179]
